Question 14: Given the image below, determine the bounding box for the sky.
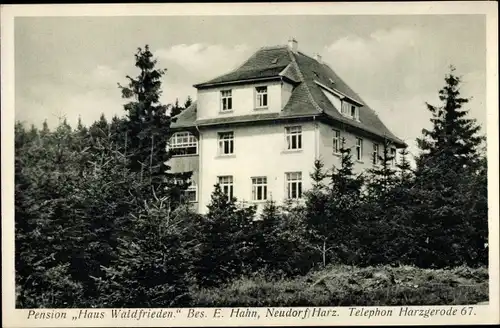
[14,14,487,158]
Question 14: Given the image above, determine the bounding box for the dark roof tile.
[180,45,404,146]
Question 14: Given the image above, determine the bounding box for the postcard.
[1,2,498,327]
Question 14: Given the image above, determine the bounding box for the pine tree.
[184,95,193,109]
[304,159,330,266]
[413,66,487,267]
[119,45,190,200]
[396,147,413,184]
[195,184,256,286]
[366,139,398,200]
[170,98,183,117]
[330,138,364,199]
[416,66,484,174]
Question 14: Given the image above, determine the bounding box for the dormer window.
[220,90,232,112]
[341,101,359,120]
[255,86,268,108]
[350,105,357,118]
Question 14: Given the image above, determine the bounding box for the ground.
[190,265,489,307]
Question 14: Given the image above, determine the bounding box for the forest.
[14,45,488,308]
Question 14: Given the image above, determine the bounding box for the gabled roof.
[174,44,405,147]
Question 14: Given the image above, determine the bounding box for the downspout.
[195,125,202,213]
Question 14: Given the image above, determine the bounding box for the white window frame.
[169,131,198,156]
[350,105,359,120]
[220,89,233,112]
[356,138,363,162]
[251,176,268,201]
[218,175,234,200]
[218,131,234,155]
[255,86,268,109]
[285,126,302,151]
[390,148,397,167]
[285,172,302,200]
[372,143,380,166]
[341,100,359,121]
[184,181,198,203]
[333,129,341,154]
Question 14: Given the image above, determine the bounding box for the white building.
[169,39,405,213]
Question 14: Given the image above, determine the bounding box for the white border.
[1,2,499,327]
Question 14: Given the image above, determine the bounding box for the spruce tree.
[366,139,398,200]
[184,95,193,108]
[306,139,364,265]
[396,147,413,184]
[413,66,486,267]
[170,98,183,117]
[195,184,256,286]
[416,66,484,173]
[119,45,190,200]
[304,159,330,266]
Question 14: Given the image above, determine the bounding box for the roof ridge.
[286,49,323,114]
[259,44,288,51]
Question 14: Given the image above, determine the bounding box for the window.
[356,138,363,161]
[341,101,359,120]
[333,129,341,154]
[350,105,359,120]
[184,181,197,202]
[255,86,268,108]
[251,177,267,201]
[169,132,198,156]
[218,131,234,155]
[218,176,234,200]
[286,172,302,199]
[390,148,397,166]
[221,90,232,111]
[285,126,302,150]
[372,143,380,165]
[341,101,349,115]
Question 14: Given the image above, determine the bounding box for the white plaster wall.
[197,81,293,120]
[198,122,319,213]
[318,122,383,175]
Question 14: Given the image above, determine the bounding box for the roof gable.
[188,43,405,146]
[194,46,293,88]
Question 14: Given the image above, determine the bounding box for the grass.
[189,265,489,307]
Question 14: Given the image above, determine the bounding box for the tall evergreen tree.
[413,66,487,267]
[416,66,484,174]
[119,45,190,201]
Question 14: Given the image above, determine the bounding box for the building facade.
[169,39,405,213]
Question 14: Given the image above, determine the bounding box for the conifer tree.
[119,45,190,200]
[184,95,193,109]
[396,147,413,184]
[366,139,398,200]
[304,159,330,266]
[416,66,484,174]
[413,66,487,267]
[195,184,256,286]
[170,98,183,117]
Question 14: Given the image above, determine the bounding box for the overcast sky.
[14,14,486,157]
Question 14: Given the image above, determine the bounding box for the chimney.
[314,53,322,64]
[288,38,298,53]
